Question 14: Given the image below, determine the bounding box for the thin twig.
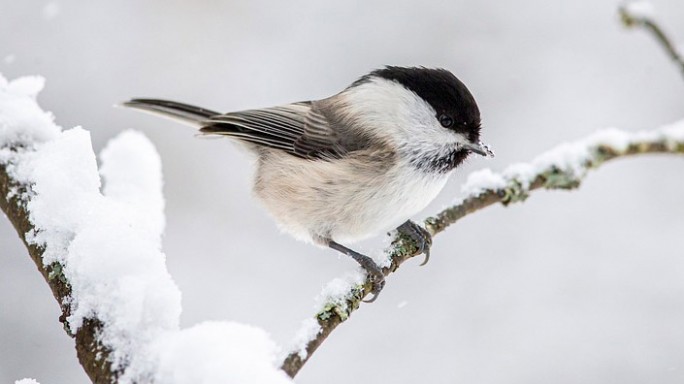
[619,3,684,77]
[281,128,684,377]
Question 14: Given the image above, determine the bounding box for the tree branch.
[1,76,290,384]
[281,125,684,377]
[619,2,684,77]
[0,154,116,384]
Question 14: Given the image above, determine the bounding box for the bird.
[123,66,492,302]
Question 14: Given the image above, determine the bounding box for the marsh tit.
[123,66,492,302]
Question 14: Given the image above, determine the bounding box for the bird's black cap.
[354,66,481,142]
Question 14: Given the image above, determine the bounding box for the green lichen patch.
[541,167,581,190]
[500,180,529,206]
[47,262,67,284]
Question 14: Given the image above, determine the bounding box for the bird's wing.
[200,101,348,159]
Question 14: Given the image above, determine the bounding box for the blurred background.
[1,1,683,383]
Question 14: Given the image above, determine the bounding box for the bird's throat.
[409,147,469,174]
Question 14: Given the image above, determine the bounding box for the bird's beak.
[463,141,495,158]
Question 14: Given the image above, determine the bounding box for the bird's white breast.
[253,148,450,245]
[334,160,448,243]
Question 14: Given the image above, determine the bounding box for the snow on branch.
[281,121,684,377]
[0,73,292,384]
[619,1,684,77]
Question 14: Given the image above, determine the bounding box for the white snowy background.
[1,1,684,383]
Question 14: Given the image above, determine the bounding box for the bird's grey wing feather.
[202,102,347,159]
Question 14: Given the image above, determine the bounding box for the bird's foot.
[360,261,386,303]
[397,220,433,265]
[327,240,386,303]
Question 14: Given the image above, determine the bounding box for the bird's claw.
[326,239,387,303]
[397,220,433,266]
[362,263,386,303]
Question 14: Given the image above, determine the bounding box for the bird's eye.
[439,115,454,128]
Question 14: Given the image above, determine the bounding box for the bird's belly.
[331,171,447,243]
[253,153,449,245]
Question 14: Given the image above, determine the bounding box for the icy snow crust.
[0,73,291,384]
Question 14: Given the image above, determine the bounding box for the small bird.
[123,66,492,302]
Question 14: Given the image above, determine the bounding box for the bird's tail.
[122,98,219,127]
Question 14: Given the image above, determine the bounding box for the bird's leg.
[397,220,432,266]
[327,240,386,303]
